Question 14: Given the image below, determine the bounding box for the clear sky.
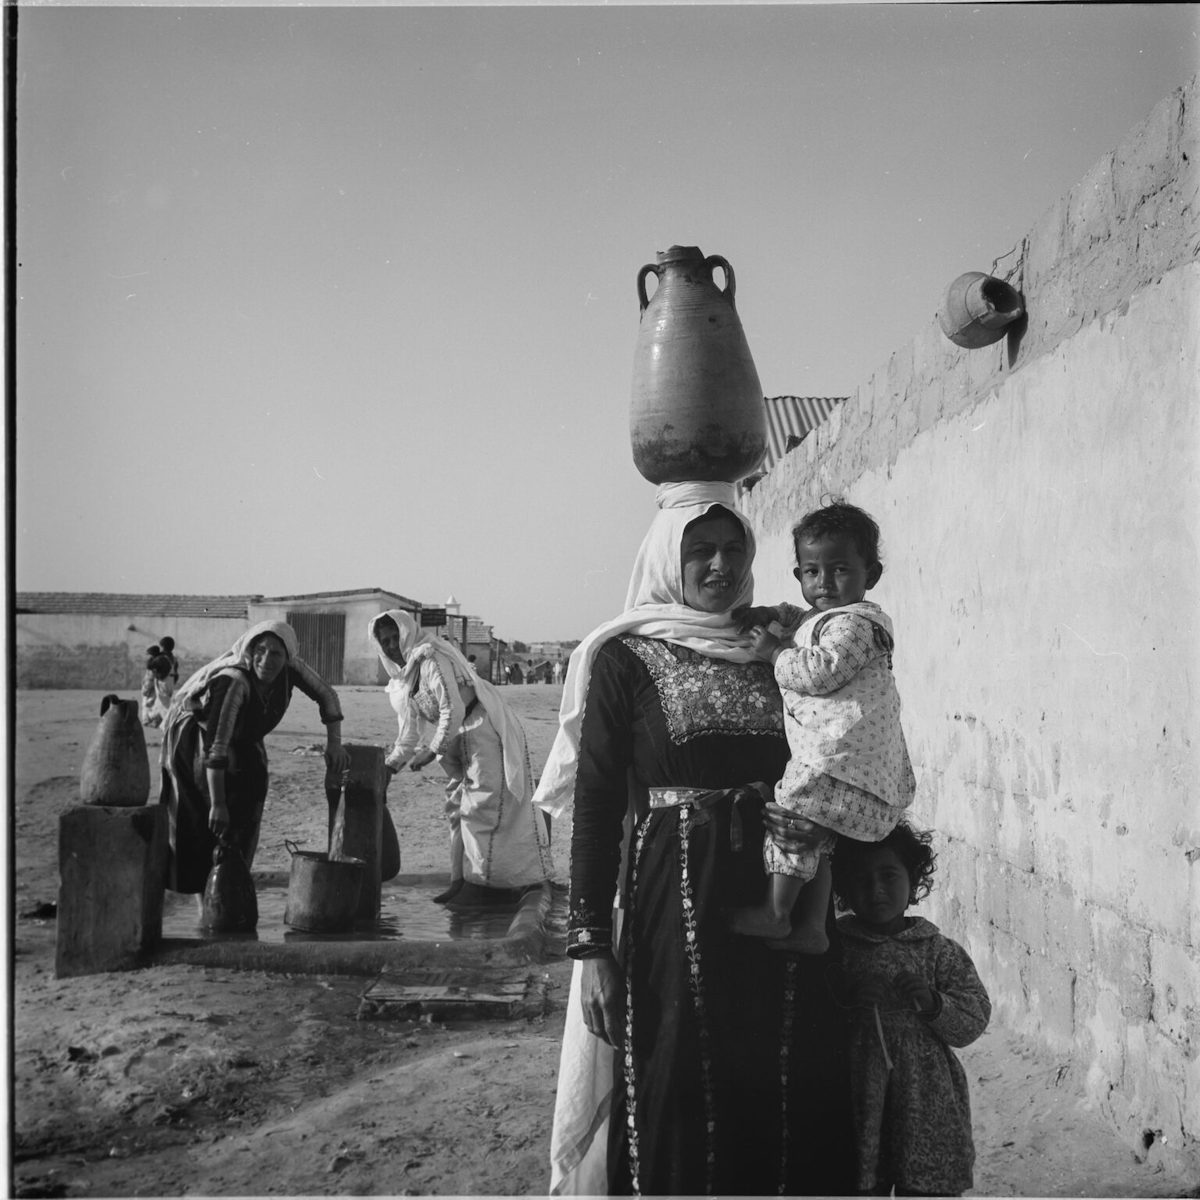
[13,3,1198,642]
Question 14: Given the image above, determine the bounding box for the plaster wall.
[743,79,1199,1168]
[15,614,248,690]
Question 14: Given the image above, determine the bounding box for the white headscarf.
[532,481,758,818]
[368,609,532,800]
[171,619,298,712]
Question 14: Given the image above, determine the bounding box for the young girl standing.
[832,822,991,1197]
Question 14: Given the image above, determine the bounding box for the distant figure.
[158,635,180,684]
[467,654,479,676]
[508,662,524,684]
[140,646,173,728]
[154,636,179,715]
[552,659,564,685]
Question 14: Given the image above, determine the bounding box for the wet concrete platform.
[152,873,565,977]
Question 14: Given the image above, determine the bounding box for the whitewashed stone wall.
[15,613,248,690]
[742,77,1199,1171]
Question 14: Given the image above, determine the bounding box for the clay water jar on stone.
[630,244,766,484]
[938,271,1025,348]
[79,694,151,806]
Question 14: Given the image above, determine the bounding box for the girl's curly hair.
[831,822,937,912]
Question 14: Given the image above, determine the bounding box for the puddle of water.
[162,879,566,946]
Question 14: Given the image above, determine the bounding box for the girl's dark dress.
[568,635,856,1196]
[160,660,342,893]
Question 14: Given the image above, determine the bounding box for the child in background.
[158,635,180,685]
[729,500,915,951]
[139,649,174,728]
[831,823,991,1197]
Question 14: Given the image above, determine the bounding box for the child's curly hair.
[792,499,882,570]
[831,822,937,912]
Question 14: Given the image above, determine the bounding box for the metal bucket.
[283,841,364,933]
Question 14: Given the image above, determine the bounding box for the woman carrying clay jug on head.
[369,610,552,909]
[536,483,856,1196]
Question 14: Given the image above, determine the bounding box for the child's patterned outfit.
[838,914,991,1195]
[768,600,915,879]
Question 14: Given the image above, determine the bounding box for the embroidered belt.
[647,783,770,851]
[648,786,723,809]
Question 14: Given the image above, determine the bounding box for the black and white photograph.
[9,2,1199,1196]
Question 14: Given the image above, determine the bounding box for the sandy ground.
[10,686,1196,1198]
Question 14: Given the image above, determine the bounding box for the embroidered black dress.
[568,635,856,1196]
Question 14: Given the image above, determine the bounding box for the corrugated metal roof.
[14,593,258,618]
[763,396,846,469]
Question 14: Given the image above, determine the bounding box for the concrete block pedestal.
[328,745,388,922]
[56,804,168,979]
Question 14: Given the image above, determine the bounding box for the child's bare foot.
[728,905,793,940]
[765,920,830,955]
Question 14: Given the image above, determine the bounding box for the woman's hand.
[763,804,827,853]
[408,748,437,771]
[893,970,937,1014]
[580,954,626,1047]
[747,624,782,663]
[776,601,806,633]
[206,768,231,838]
[208,800,231,838]
[323,720,350,775]
[853,974,891,1009]
[324,744,351,774]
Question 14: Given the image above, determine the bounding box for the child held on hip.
[729,500,915,952]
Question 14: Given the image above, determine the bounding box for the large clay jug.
[79,694,151,806]
[630,245,766,484]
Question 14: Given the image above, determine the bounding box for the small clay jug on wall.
[938,271,1025,349]
[79,694,151,807]
[630,245,766,484]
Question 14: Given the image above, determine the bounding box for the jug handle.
[705,255,736,304]
[636,263,660,314]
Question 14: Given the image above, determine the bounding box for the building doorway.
[287,611,346,685]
